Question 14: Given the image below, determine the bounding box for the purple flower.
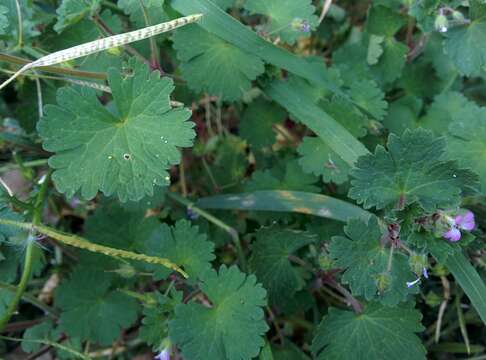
[154,348,170,360]
[455,211,475,231]
[407,267,428,288]
[422,267,429,279]
[406,278,420,288]
[443,210,475,242]
[300,21,311,33]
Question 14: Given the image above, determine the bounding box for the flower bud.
[452,11,465,22]
[434,14,449,33]
[376,273,391,293]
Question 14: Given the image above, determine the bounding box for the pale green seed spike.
[0,218,189,278]
[0,14,203,91]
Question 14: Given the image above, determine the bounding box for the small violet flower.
[300,21,311,33]
[154,348,170,360]
[443,210,475,242]
[406,267,428,288]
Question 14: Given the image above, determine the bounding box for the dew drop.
[165,176,170,181]
[108,155,113,160]
[123,153,131,160]
[164,140,168,144]
[453,174,457,178]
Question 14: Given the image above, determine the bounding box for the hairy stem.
[0,171,51,332]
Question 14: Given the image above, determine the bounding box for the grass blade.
[430,248,486,325]
[0,14,202,91]
[196,190,371,222]
[266,80,370,165]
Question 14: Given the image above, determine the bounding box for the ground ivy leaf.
[249,227,316,305]
[443,8,486,76]
[244,0,318,45]
[347,80,387,120]
[330,217,417,305]
[447,106,486,192]
[169,265,268,360]
[173,24,265,101]
[349,128,479,211]
[54,0,100,33]
[240,99,285,150]
[55,268,139,345]
[143,220,215,280]
[38,58,195,202]
[311,302,426,360]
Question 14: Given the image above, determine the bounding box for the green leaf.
[366,5,405,37]
[173,24,265,101]
[249,227,316,305]
[169,265,268,360]
[443,12,486,76]
[330,216,417,305]
[420,91,477,135]
[447,106,486,192]
[139,291,182,350]
[0,6,8,34]
[197,191,371,222]
[0,289,14,318]
[38,58,195,202]
[240,99,285,150]
[367,35,384,65]
[143,220,215,280]
[117,0,167,27]
[383,96,422,135]
[54,0,100,33]
[21,320,54,353]
[212,0,235,9]
[267,79,370,166]
[298,137,350,184]
[312,303,426,360]
[349,128,479,211]
[372,37,408,84]
[347,80,388,120]
[55,268,140,345]
[244,0,318,45]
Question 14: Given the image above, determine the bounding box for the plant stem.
[0,159,48,173]
[167,192,247,271]
[0,53,107,80]
[325,278,363,314]
[14,0,23,48]
[0,171,51,332]
[0,282,59,319]
[138,0,162,72]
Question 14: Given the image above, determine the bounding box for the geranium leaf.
[330,216,418,305]
[173,24,265,101]
[312,302,426,360]
[38,58,195,202]
[249,227,316,305]
[349,128,479,211]
[169,265,268,360]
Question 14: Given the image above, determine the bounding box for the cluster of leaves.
[0,0,485,359]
